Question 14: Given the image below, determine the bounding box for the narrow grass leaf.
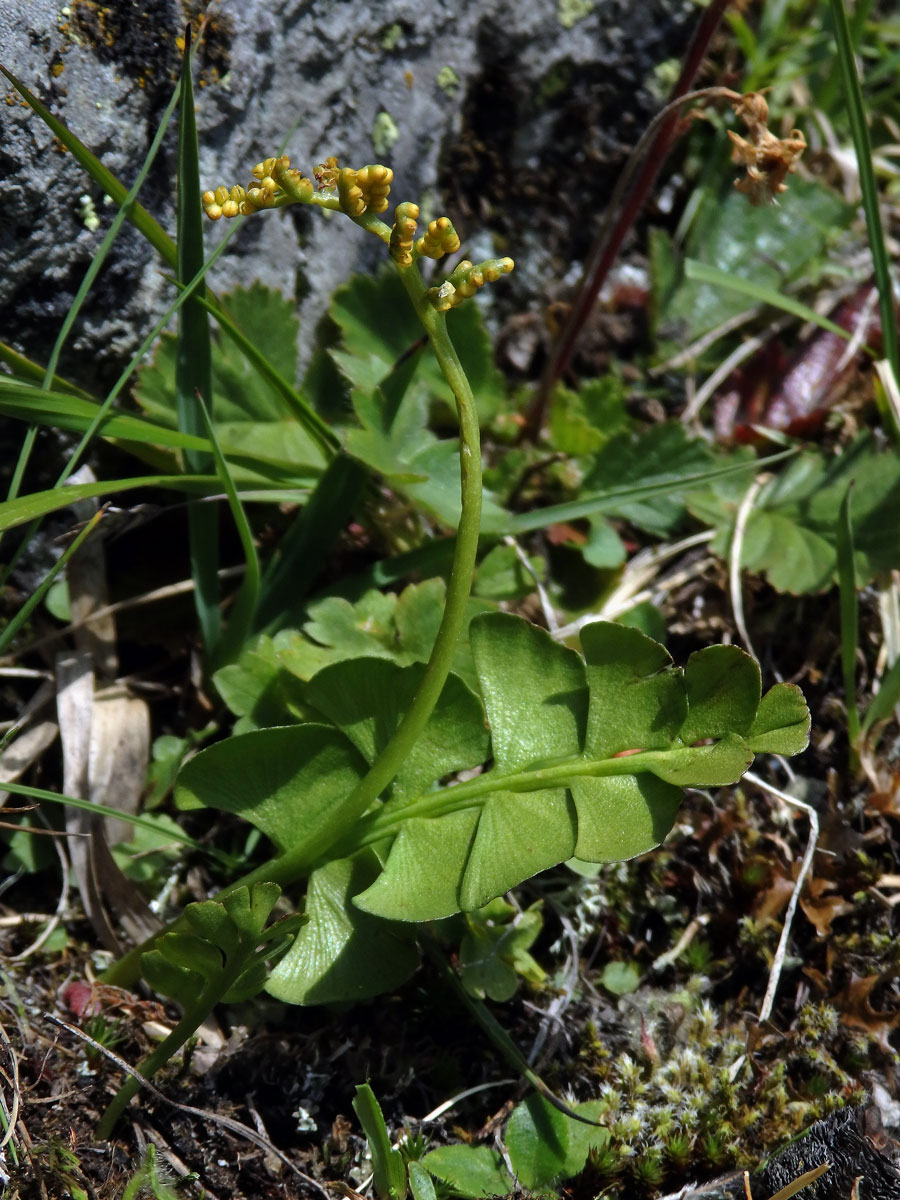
[0,781,236,864]
[196,396,260,667]
[255,453,366,632]
[829,0,900,423]
[176,26,219,652]
[0,508,104,655]
[0,343,95,400]
[836,483,862,757]
[0,380,212,451]
[685,260,862,343]
[0,474,219,534]
[505,447,795,534]
[193,290,339,459]
[0,65,176,268]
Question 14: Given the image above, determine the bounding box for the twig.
[651,914,710,972]
[42,1012,332,1199]
[503,536,558,633]
[0,1019,21,1156]
[743,772,819,1023]
[417,1079,517,1125]
[729,475,770,668]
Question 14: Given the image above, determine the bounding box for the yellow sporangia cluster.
[337,164,394,216]
[201,153,515,306]
[728,91,806,205]
[389,201,420,267]
[416,216,461,259]
[202,155,314,219]
[425,257,515,312]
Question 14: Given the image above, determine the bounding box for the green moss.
[436,65,461,96]
[372,111,400,158]
[380,22,403,50]
[557,0,594,30]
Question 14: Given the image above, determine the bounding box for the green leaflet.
[177,613,809,1003]
[687,432,900,594]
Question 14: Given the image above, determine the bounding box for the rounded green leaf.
[571,774,681,862]
[681,645,760,741]
[422,1146,513,1199]
[354,810,480,921]
[470,612,587,771]
[458,788,576,911]
[748,682,811,755]
[506,1095,609,1190]
[304,658,488,798]
[579,622,685,756]
[175,725,367,853]
[267,852,418,1003]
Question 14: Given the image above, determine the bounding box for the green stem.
[419,930,599,1127]
[231,268,482,878]
[96,972,233,1138]
[102,251,484,987]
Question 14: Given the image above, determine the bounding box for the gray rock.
[1,0,694,390]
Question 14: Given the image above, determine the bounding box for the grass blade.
[193,290,339,459]
[504,447,796,535]
[836,484,861,766]
[861,647,900,741]
[0,65,176,268]
[176,25,220,653]
[0,475,219,534]
[255,453,366,631]
[0,342,95,400]
[0,380,211,451]
[196,396,261,667]
[684,260,867,343]
[828,0,900,424]
[0,780,233,863]
[0,507,105,655]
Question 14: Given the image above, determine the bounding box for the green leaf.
[600,961,641,996]
[459,900,545,1002]
[353,1084,408,1200]
[140,884,299,1008]
[580,422,718,538]
[182,615,810,978]
[305,659,489,799]
[0,378,211,451]
[350,615,806,922]
[175,28,219,652]
[135,286,309,426]
[505,1095,609,1191]
[654,177,853,356]
[547,376,631,457]
[330,269,506,420]
[265,852,418,1005]
[687,433,900,593]
[747,684,811,755]
[175,725,369,853]
[408,1162,437,1200]
[471,614,586,771]
[421,1146,513,1199]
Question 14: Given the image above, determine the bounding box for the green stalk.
[206,268,482,880]
[96,959,247,1138]
[829,0,900,433]
[102,251,485,987]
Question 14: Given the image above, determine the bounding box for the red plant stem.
[525,0,733,439]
